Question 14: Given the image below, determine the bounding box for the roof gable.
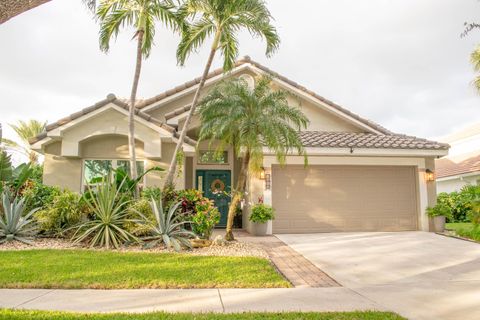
[139,56,392,135]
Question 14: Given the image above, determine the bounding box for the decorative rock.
[190,239,212,248]
[212,235,227,246]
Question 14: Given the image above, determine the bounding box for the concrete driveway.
[277,232,480,320]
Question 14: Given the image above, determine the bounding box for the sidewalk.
[0,288,382,313]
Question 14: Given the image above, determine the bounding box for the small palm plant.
[72,178,138,249]
[0,191,38,244]
[141,200,195,252]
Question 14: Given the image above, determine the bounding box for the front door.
[196,170,231,227]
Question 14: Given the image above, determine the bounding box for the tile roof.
[136,56,392,135]
[299,131,449,150]
[28,94,196,146]
[436,154,480,178]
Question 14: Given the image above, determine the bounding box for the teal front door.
[196,170,231,227]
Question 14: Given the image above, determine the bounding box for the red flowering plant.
[158,189,220,238]
[192,198,220,239]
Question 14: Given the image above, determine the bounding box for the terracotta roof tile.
[299,131,449,150]
[28,95,182,145]
[436,154,480,178]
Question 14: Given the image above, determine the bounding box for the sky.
[1,0,479,161]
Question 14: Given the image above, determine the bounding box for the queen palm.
[96,0,179,188]
[163,0,280,188]
[198,76,309,240]
[1,120,46,164]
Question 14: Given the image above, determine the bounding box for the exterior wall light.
[259,167,265,180]
[425,169,435,182]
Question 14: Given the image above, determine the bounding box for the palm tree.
[1,120,46,164]
[198,76,309,240]
[471,46,480,92]
[163,0,280,189]
[96,0,179,190]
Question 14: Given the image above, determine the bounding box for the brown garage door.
[272,165,418,233]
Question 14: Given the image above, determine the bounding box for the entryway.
[196,170,231,227]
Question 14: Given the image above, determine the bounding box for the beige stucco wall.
[59,107,162,158]
[292,97,363,132]
[43,142,83,193]
[80,135,145,159]
[146,69,259,122]
[42,137,183,192]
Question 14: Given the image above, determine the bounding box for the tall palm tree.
[198,76,309,240]
[96,0,179,188]
[1,120,46,164]
[163,0,280,188]
[471,46,480,92]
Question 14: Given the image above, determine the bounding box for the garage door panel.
[272,165,418,233]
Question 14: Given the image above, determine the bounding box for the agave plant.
[141,200,195,252]
[0,191,38,244]
[72,178,138,249]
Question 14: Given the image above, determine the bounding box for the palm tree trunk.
[225,152,250,241]
[0,0,51,24]
[129,30,144,196]
[163,32,221,190]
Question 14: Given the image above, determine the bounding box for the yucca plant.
[0,191,38,244]
[72,178,139,249]
[141,199,195,252]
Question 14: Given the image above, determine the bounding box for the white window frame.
[81,159,147,191]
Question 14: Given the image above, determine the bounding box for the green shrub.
[22,181,61,213]
[426,203,452,218]
[141,187,162,200]
[192,198,220,239]
[469,197,480,226]
[34,190,89,236]
[249,204,275,223]
[436,185,480,223]
[125,198,154,236]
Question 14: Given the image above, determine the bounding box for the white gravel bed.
[0,237,268,258]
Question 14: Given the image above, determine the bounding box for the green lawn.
[446,223,480,242]
[0,249,289,289]
[0,310,406,320]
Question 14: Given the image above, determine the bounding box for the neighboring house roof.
[436,154,480,178]
[437,122,480,144]
[137,56,392,135]
[29,94,196,146]
[300,131,449,150]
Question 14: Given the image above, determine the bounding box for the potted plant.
[426,203,451,232]
[249,203,275,236]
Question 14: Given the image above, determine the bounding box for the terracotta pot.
[252,222,269,236]
[433,215,446,232]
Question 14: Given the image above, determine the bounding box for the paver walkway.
[231,231,338,288]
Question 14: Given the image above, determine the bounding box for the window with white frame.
[83,159,145,189]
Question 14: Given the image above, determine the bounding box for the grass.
[0,249,289,289]
[446,222,480,242]
[0,310,406,320]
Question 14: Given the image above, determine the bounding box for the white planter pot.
[252,221,269,236]
[433,216,446,232]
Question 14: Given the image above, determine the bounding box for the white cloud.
[1,0,479,150]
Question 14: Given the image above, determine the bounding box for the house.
[30,56,449,234]
[436,122,480,193]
